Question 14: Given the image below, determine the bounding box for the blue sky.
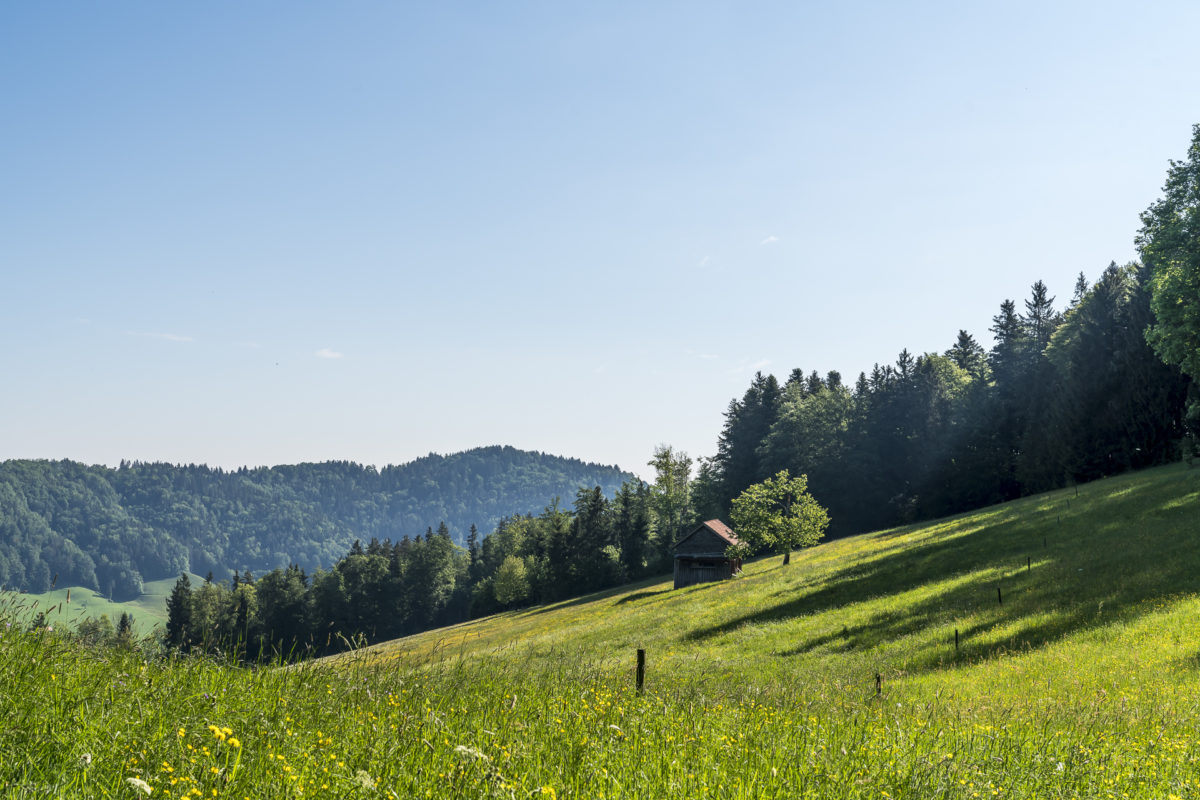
[3,2,1199,477]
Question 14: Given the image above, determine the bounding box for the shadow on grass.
[684,466,1200,675]
[524,573,672,616]
[615,589,672,605]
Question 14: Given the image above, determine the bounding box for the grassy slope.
[3,463,1200,799]
[359,462,1200,690]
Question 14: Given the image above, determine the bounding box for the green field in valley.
[14,575,197,636]
[3,463,1200,798]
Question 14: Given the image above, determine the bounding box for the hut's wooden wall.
[674,557,735,589]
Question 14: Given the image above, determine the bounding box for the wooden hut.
[673,519,742,589]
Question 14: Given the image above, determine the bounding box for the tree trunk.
[782,550,791,566]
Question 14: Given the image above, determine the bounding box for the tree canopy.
[730,470,829,565]
[1138,123,1200,444]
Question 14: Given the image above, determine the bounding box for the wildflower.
[452,745,489,763]
[126,777,153,795]
[355,770,376,789]
[80,753,92,766]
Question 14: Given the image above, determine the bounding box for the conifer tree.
[165,572,192,649]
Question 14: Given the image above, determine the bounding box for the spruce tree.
[946,330,987,378]
[165,572,192,649]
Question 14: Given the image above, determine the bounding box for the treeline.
[0,447,630,599]
[689,262,1192,535]
[164,468,696,658]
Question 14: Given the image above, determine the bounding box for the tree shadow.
[524,573,670,616]
[615,589,672,605]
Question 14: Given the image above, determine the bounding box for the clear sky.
[3,2,1199,478]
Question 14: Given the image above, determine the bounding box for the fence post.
[636,648,646,695]
[955,628,959,651]
[875,673,882,696]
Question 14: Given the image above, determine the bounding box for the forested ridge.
[0,447,630,599]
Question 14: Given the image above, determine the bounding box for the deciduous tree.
[729,470,829,565]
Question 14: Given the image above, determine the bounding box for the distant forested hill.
[0,447,631,599]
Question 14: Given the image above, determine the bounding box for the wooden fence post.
[997,586,1003,605]
[954,628,959,651]
[875,673,881,696]
[636,648,646,695]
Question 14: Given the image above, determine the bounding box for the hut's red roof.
[702,519,739,545]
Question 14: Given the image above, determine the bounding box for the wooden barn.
[673,519,742,589]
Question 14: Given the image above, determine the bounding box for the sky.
[3,1,1200,478]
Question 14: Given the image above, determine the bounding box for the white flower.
[1055,761,1065,773]
[126,776,152,795]
[453,745,489,762]
[80,752,92,766]
[354,770,376,789]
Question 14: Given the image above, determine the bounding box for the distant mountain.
[0,447,633,599]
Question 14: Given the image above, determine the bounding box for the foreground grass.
[4,464,1200,798]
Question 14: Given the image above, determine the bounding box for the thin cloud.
[698,256,711,267]
[729,358,771,375]
[760,235,779,245]
[126,330,194,342]
[315,348,344,359]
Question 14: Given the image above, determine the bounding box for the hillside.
[0,447,631,599]
[353,462,1200,677]
[15,575,194,636]
[5,463,1200,798]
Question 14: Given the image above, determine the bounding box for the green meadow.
[3,463,1200,798]
[16,575,197,636]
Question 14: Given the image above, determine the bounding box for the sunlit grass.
[4,463,1200,798]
